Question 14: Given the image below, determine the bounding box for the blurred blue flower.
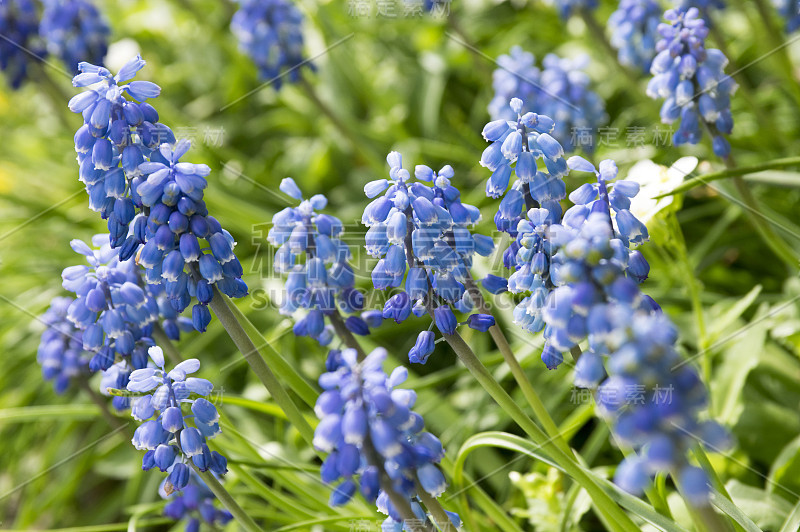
[37,297,90,393]
[774,0,800,32]
[0,0,46,89]
[231,0,309,88]
[544,0,598,18]
[608,0,662,72]
[488,46,540,121]
[162,476,233,531]
[39,0,109,72]
[647,8,737,157]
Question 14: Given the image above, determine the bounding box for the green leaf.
[778,498,800,532]
[707,285,763,341]
[711,308,769,424]
[767,434,800,498]
[721,480,792,531]
[710,491,763,532]
[453,431,689,532]
[658,157,800,197]
[0,404,99,422]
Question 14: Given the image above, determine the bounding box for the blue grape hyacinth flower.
[647,8,737,158]
[774,0,800,32]
[68,56,172,242]
[544,0,598,19]
[135,139,248,331]
[608,0,662,72]
[39,0,109,72]
[314,347,458,528]
[361,152,496,362]
[37,297,90,393]
[231,0,309,88]
[62,234,161,372]
[538,54,607,153]
[127,346,227,494]
[488,46,540,122]
[269,178,379,344]
[0,0,46,89]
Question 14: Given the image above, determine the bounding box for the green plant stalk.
[431,323,640,532]
[151,325,184,365]
[662,156,800,196]
[208,287,316,447]
[328,310,367,361]
[463,274,573,457]
[222,296,319,408]
[668,213,711,386]
[190,463,264,532]
[749,0,800,98]
[79,379,132,437]
[415,480,457,532]
[579,8,643,91]
[673,468,734,532]
[692,444,745,532]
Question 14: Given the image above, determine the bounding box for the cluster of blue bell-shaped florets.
[68,56,172,244]
[230,0,309,88]
[313,347,460,530]
[39,0,109,73]
[37,296,90,393]
[69,57,248,332]
[163,475,233,532]
[481,98,567,273]
[647,8,737,157]
[134,139,248,332]
[608,0,662,72]
[537,156,651,368]
[362,152,497,364]
[61,234,160,372]
[127,347,227,494]
[269,178,381,344]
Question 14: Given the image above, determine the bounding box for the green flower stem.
[661,156,800,196]
[151,325,184,365]
[749,0,800,105]
[429,317,640,532]
[79,379,133,437]
[190,463,264,532]
[463,274,573,457]
[673,468,734,532]
[668,214,710,386]
[578,8,643,92]
[221,296,319,408]
[298,75,385,173]
[692,445,743,531]
[208,287,316,447]
[328,310,367,361]
[415,479,456,532]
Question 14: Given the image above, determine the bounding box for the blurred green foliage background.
[3,0,800,530]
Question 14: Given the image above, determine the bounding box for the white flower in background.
[626,156,698,225]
